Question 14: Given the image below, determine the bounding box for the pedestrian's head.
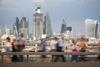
[54,37,58,41]
[70,39,76,44]
[19,33,24,37]
[6,37,11,42]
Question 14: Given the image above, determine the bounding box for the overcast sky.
[0,0,100,35]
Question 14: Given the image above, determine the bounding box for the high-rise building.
[61,19,67,33]
[33,1,53,39]
[33,7,44,39]
[98,21,100,38]
[1,27,5,36]
[12,24,18,36]
[19,17,29,39]
[15,17,20,34]
[95,21,99,38]
[44,13,52,36]
[85,19,98,38]
[5,26,11,35]
[67,27,72,32]
[0,26,1,36]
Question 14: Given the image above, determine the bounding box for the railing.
[0,52,100,67]
[0,52,100,55]
[0,52,100,63]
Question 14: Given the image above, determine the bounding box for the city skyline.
[0,0,100,35]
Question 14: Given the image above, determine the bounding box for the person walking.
[54,37,66,62]
[70,39,78,62]
[78,39,87,61]
[3,37,12,63]
[11,39,18,62]
[17,33,25,61]
[50,37,58,62]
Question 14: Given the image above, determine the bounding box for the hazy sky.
[0,0,100,35]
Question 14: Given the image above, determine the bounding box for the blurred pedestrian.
[40,38,47,58]
[17,33,25,61]
[3,37,12,63]
[54,37,66,62]
[97,40,100,60]
[78,39,87,61]
[50,37,58,62]
[11,39,18,62]
[70,39,78,62]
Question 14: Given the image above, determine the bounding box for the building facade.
[19,17,29,39]
[85,19,98,38]
[61,19,67,34]
[33,7,44,39]
[44,13,52,36]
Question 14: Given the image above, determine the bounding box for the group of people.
[1,34,100,63]
[68,38,87,62]
[2,33,25,63]
[39,36,88,62]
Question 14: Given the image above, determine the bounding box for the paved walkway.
[0,61,100,67]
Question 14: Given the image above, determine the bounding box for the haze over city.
[0,0,100,35]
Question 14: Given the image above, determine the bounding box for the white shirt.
[4,42,12,52]
[58,39,64,47]
[50,40,57,50]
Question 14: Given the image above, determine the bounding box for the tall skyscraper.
[98,21,100,38]
[5,26,11,35]
[33,0,53,39]
[61,19,67,33]
[15,17,20,34]
[12,24,18,36]
[67,27,72,32]
[44,13,52,36]
[0,27,5,35]
[0,26,1,36]
[95,21,99,38]
[20,17,29,39]
[85,19,98,38]
[33,7,44,39]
